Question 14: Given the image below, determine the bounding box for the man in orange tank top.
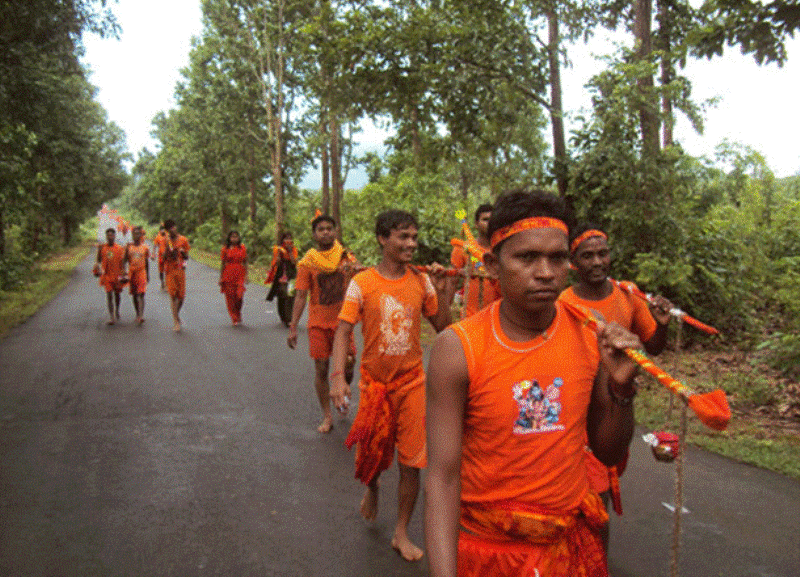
[94,227,127,325]
[559,223,673,553]
[161,219,190,332]
[425,190,643,577]
[125,226,150,324]
[330,209,451,563]
[151,225,167,290]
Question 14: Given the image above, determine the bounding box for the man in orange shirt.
[330,209,451,562]
[559,224,673,553]
[161,219,190,332]
[425,190,642,577]
[287,215,359,433]
[449,203,501,318]
[151,225,167,290]
[125,226,150,324]
[94,227,127,325]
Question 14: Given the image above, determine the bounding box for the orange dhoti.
[166,269,186,300]
[345,365,427,485]
[129,269,147,295]
[458,493,609,577]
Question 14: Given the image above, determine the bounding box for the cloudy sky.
[82,0,800,187]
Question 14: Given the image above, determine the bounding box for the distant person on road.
[449,203,500,318]
[161,219,190,332]
[125,226,150,325]
[424,190,641,577]
[94,227,127,325]
[330,209,451,562]
[151,225,168,290]
[287,214,360,433]
[219,230,248,326]
[559,223,673,553]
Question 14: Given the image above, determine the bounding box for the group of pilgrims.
[94,189,682,576]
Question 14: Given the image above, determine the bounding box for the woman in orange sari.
[219,230,248,325]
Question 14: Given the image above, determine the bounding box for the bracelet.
[330,370,343,379]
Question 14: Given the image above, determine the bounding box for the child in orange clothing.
[125,226,150,324]
[95,228,127,325]
[425,190,643,577]
[330,209,451,562]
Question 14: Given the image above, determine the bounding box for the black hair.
[105,228,116,235]
[311,214,336,232]
[375,209,418,238]
[163,219,176,230]
[488,188,574,253]
[226,230,241,247]
[279,231,293,243]
[474,203,493,222]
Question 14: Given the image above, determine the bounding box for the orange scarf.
[298,240,348,273]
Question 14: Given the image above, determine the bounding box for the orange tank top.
[451,300,600,512]
[126,243,149,272]
[559,283,656,343]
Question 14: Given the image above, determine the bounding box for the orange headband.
[490,217,569,249]
[570,229,607,253]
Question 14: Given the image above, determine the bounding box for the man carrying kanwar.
[125,225,150,325]
[449,203,501,318]
[424,189,643,577]
[161,219,190,332]
[287,214,360,433]
[330,209,451,562]
[559,223,673,555]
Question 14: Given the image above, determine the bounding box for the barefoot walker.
[330,209,451,562]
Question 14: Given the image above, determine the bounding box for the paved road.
[1,253,798,576]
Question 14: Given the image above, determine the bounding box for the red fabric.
[220,244,247,323]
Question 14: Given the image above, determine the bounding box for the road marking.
[662,502,690,513]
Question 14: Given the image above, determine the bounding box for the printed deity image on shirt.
[512,377,564,434]
[378,294,412,356]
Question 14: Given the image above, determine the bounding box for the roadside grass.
[0,242,92,339]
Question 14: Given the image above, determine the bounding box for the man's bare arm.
[425,329,469,577]
[286,288,308,349]
[329,320,355,412]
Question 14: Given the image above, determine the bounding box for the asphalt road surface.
[1,253,798,577]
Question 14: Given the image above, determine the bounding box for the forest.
[2,0,800,376]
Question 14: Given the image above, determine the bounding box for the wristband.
[330,370,343,379]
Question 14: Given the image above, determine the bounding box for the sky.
[82,0,800,189]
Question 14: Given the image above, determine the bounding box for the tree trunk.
[0,209,4,255]
[659,0,674,148]
[321,109,330,214]
[62,215,71,245]
[247,113,257,223]
[330,115,342,238]
[273,0,286,244]
[547,10,568,197]
[635,0,660,160]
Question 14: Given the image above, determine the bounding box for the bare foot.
[173,322,181,332]
[138,318,145,324]
[107,319,115,325]
[392,533,424,562]
[359,483,379,521]
[316,416,333,433]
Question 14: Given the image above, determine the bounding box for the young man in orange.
[287,215,359,433]
[151,225,168,290]
[330,209,451,562]
[424,190,642,577]
[125,226,150,324]
[161,219,190,332]
[95,227,127,325]
[558,223,673,553]
[449,203,501,318]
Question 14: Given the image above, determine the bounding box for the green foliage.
[0,250,35,291]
